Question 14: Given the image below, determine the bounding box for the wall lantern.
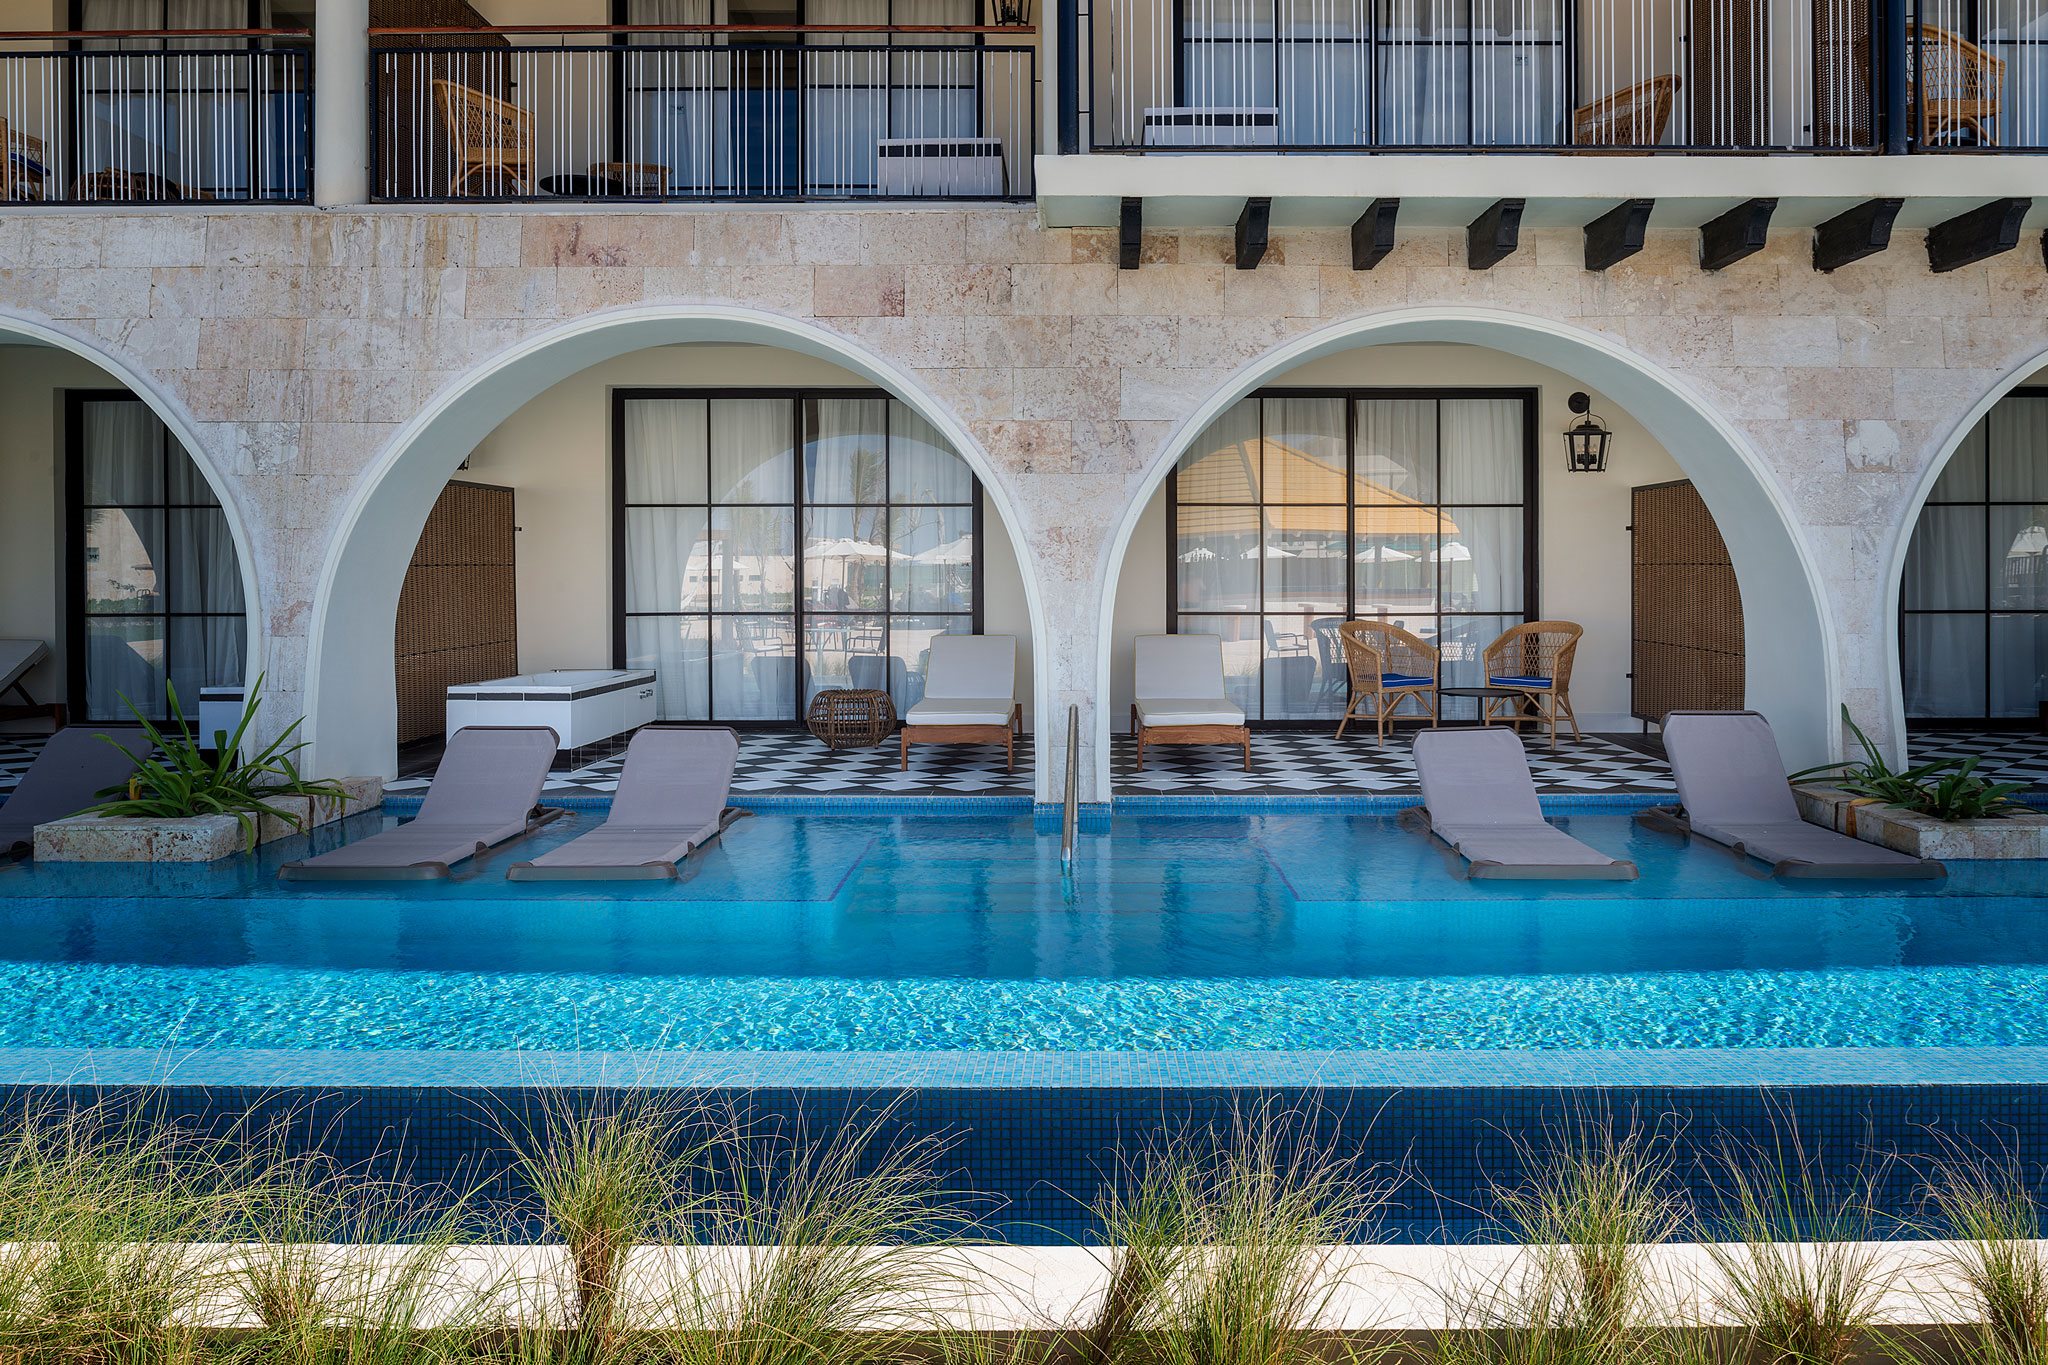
[1563,391,1611,474]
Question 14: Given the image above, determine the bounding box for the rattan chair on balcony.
[432,79,536,196]
[1572,75,1679,147]
[0,119,45,201]
[1336,620,1437,745]
[1481,621,1583,750]
[1910,24,2004,146]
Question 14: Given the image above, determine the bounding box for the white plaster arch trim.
[1880,340,2048,763]
[1093,305,1843,795]
[303,303,1054,794]
[0,309,264,711]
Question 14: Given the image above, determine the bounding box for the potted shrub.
[34,676,382,864]
[1789,706,2046,860]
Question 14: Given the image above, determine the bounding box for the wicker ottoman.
[806,688,897,750]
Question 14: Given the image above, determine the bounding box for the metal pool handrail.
[1061,703,1079,873]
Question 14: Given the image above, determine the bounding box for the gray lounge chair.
[507,727,748,882]
[1407,727,1636,880]
[1640,710,1943,880]
[0,726,147,858]
[0,640,60,726]
[279,726,562,881]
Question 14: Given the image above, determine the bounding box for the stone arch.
[1881,342,2048,758]
[1094,305,1841,793]
[303,304,1051,792]
[0,309,263,710]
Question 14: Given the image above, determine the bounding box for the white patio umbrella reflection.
[1432,542,1473,562]
[1177,546,1219,562]
[1241,545,1296,558]
[1355,545,1417,562]
[911,535,977,565]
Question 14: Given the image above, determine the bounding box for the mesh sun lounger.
[1641,710,1944,880]
[0,640,58,725]
[0,726,146,858]
[507,727,748,882]
[1408,727,1636,880]
[279,726,562,882]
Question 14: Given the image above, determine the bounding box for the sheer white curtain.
[1353,398,1437,631]
[624,400,712,719]
[1439,397,1524,618]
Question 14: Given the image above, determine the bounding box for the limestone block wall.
[0,206,2042,798]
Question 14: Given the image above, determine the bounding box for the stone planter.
[35,777,383,863]
[1791,783,2048,860]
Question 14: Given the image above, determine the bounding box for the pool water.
[0,808,2045,1052]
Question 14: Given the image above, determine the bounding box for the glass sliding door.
[616,389,981,723]
[1168,388,1533,724]
[67,393,246,722]
[1901,389,2048,724]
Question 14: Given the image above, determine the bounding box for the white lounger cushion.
[1135,634,1230,703]
[920,635,1017,703]
[1135,698,1246,727]
[905,697,1016,726]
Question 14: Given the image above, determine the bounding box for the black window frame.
[63,388,247,725]
[611,385,986,728]
[1165,385,1540,728]
[1900,383,2048,729]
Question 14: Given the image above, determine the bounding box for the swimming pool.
[0,805,2044,1053]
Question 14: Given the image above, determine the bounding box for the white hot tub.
[444,669,657,749]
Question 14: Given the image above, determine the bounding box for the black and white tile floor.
[9,726,2047,803]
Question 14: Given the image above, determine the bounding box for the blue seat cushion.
[1490,674,1553,689]
[1380,673,1432,687]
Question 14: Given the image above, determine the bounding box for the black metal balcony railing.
[371,28,1037,202]
[1083,0,1891,152]
[0,32,310,204]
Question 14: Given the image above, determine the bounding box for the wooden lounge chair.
[900,635,1022,772]
[1639,711,1943,880]
[0,118,46,201]
[1482,621,1582,750]
[0,727,146,859]
[508,727,748,882]
[1407,727,1636,880]
[1336,620,1437,744]
[432,79,536,196]
[1132,634,1249,771]
[1910,24,2004,146]
[0,640,63,729]
[1572,75,1678,147]
[279,726,562,881]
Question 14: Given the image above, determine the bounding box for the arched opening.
[0,317,258,783]
[1097,308,1835,795]
[1890,353,2048,766]
[305,306,1047,796]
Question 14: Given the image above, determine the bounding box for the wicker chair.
[1910,24,2004,146]
[0,118,45,201]
[432,79,536,196]
[1336,621,1438,745]
[1481,621,1583,751]
[1572,75,1679,147]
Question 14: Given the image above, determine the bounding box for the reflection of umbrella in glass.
[911,535,976,565]
[1355,545,1416,562]
[810,537,897,560]
[1432,541,1473,562]
[1177,546,1218,563]
[1242,545,1296,558]
[2009,525,2048,557]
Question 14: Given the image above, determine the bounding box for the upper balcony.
[0,12,311,206]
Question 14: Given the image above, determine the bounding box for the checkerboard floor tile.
[1907,729,2048,789]
[1111,728,1677,796]
[387,728,1037,800]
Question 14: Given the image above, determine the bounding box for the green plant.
[1791,705,2027,822]
[87,674,349,850]
[1919,1147,2048,1365]
[1704,1127,1894,1365]
[1087,1104,1389,1365]
[652,1106,964,1365]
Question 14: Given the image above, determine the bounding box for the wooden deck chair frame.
[1572,74,1679,148]
[1910,24,2005,146]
